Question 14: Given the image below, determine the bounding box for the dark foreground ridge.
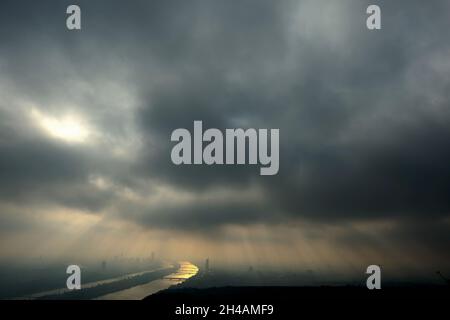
[144,285,450,318]
[3,285,449,319]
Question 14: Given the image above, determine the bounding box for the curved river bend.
[96,261,198,300]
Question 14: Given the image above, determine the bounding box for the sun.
[31,107,89,143]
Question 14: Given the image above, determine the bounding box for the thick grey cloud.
[0,0,450,265]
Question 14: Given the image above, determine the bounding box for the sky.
[1,0,450,276]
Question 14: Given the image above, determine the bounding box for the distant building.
[205,258,210,272]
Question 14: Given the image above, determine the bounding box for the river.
[96,261,198,300]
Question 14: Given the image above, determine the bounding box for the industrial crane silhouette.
[436,271,450,285]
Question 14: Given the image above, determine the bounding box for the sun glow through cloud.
[31,107,89,143]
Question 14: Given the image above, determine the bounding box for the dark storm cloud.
[133,198,269,231]
[0,0,450,244]
[0,126,117,212]
[133,0,450,223]
[265,119,450,221]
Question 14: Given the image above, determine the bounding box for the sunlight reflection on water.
[97,261,198,300]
